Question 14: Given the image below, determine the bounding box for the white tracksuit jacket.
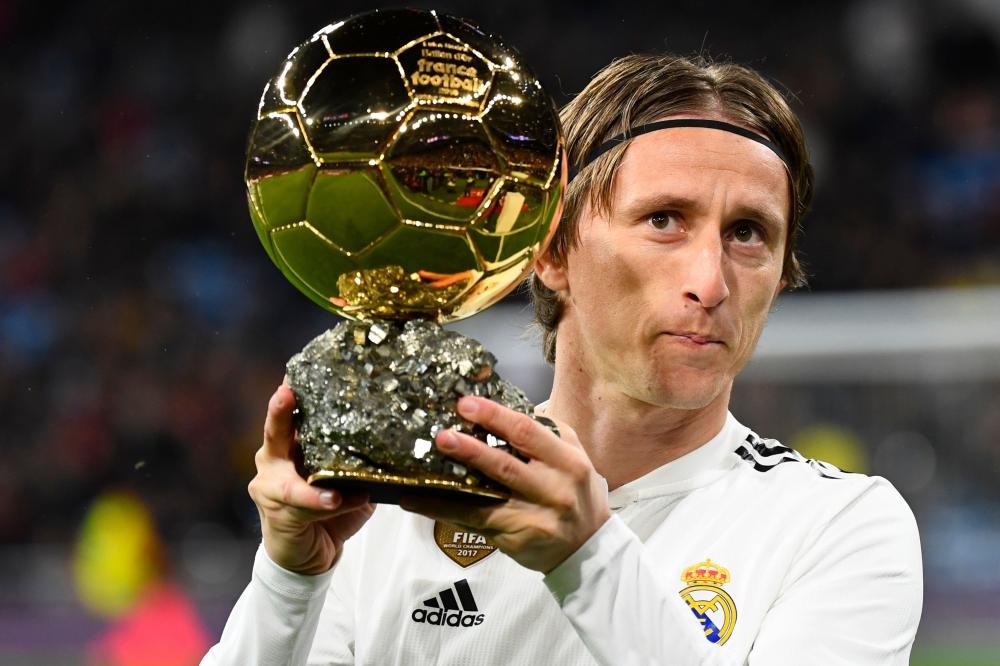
[203,413,923,665]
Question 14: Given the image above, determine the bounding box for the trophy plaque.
[244,8,565,504]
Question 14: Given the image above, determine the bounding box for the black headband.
[569,118,793,181]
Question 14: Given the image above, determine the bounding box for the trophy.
[244,8,565,504]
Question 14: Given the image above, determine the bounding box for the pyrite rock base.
[286,319,535,504]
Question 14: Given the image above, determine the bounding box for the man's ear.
[770,279,786,310]
[533,247,569,292]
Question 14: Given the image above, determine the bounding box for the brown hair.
[530,53,815,363]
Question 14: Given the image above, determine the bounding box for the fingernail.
[319,490,337,508]
[438,429,459,452]
[272,387,285,408]
[457,397,479,416]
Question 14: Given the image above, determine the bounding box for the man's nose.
[682,235,730,309]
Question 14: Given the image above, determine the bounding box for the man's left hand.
[400,396,611,573]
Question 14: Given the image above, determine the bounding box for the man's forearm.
[202,545,335,666]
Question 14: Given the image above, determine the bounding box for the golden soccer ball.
[245,8,565,323]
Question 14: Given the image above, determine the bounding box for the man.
[204,54,922,664]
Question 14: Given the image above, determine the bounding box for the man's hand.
[400,396,611,573]
[248,384,375,575]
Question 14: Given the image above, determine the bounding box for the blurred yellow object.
[790,424,870,475]
[72,491,160,618]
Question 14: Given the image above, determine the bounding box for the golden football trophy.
[244,8,565,503]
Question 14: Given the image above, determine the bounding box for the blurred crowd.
[0,0,998,564]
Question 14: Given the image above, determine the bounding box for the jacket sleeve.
[747,481,923,664]
[544,516,719,666]
[200,544,357,666]
[543,481,922,665]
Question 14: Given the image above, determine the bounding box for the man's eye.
[733,222,761,243]
[649,212,677,230]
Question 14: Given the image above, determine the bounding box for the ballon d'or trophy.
[245,9,565,504]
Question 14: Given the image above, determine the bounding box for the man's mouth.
[666,331,723,346]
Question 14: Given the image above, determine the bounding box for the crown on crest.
[681,559,731,586]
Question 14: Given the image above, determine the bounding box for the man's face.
[539,123,790,411]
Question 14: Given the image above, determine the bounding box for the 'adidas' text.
[410,608,485,626]
[411,579,485,628]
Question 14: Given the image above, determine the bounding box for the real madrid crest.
[679,559,737,645]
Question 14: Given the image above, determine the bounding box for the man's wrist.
[254,542,336,600]
[543,515,630,604]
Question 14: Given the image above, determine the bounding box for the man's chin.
[652,366,734,410]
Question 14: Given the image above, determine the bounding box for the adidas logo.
[410,579,485,627]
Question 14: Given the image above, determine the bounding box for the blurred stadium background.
[1,0,998,663]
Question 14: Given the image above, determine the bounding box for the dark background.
[1,1,998,663]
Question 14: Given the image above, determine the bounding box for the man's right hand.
[248,384,375,575]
